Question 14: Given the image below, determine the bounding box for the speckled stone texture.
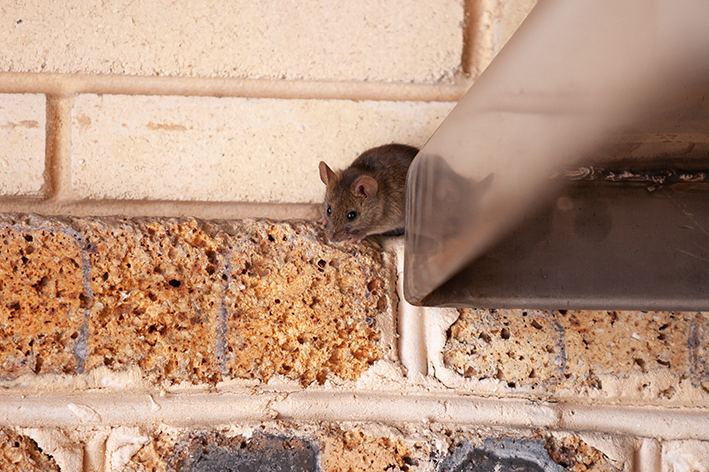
[444,309,708,393]
[224,222,384,385]
[439,436,617,472]
[319,428,416,472]
[79,218,228,384]
[166,432,319,472]
[545,436,616,472]
[0,224,87,378]
[0,429,60,471]
[126,425,418,472]
[0,214,388,386]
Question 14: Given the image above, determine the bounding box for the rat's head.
[318,161,383,242]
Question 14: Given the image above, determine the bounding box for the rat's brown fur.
[319,144,418,242]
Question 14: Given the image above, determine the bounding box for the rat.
[318,143,419,243]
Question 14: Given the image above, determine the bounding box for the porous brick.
[79,218,228,384]
[0,224,86,378]
[0,0,463,83]
[125,425,418,472]
[0,215,389,386]
[319,428,416,472]
[558,310,699,388]
[443,309,706,393]
[166,432,319,472]
[223,221,386,385]
[439,435,618,472]
[71,94,454,203]
[0,429,61,471]
[443,309,564,389]
[544,436,617,472]
[0,94,46,196]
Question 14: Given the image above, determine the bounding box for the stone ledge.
[0,214,394,386]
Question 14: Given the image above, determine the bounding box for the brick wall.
[1,1,708,471]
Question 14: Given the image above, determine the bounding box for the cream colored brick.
[472,0,538,76]
[663,440,709,472]
[494,0,538,54]
[0,94,45,196]
[71,94,454,203]
[0,0,463,83]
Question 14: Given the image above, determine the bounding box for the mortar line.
[0,390,708,441]
[0,72,471,102]
[215,247,234,376]
[0,198,320,220]
[634,438,662,472]
[44,95,74,201]
[461,0,479,77]
[463,0,496,79]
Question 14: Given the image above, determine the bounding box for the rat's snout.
[327,226,349,243]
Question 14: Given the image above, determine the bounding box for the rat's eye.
[327,206,332,216]
[347,211,357,220]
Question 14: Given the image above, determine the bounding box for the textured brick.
[0,429,60,471]
[558,310,699,387]
[126,425,418,472]
[166,432,318,472]
[444,309,564,389]
[224,221,387,385]
[0,0,463,82]
[79,218,228,384]
[0,94,46,196]
[443,309,706,394]
[439,436,618,472]
[544,436,617,472]
[71,94,453,203]
[0,215,389,386]
[0,224,86,378]
[319,428,416,472]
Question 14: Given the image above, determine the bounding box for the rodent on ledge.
[318,144,418,243]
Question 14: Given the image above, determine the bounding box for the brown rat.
[318,143,418,243]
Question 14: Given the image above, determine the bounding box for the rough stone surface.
[0,0,464,82]
[545,436,617,472]
[71,94,453,203]
[224,221,386,385]
[126,425,417,472]
[443,309,707,393]
[0,94,46,196]
[0,429,61,471]
[0,225,86,378]
[79,218,228,384]
[0,215,388,385]
[166,432,318,472]
[438,436,617,472]
[444,309,565,389]
[319,427,415,472]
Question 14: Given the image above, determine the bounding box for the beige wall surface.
[0,94,45,195]
[0,0,464,82]
[71,95,453,202]
[4,2,702,472]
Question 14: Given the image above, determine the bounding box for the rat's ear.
[319,161,340,189]
[352,176,378,198]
